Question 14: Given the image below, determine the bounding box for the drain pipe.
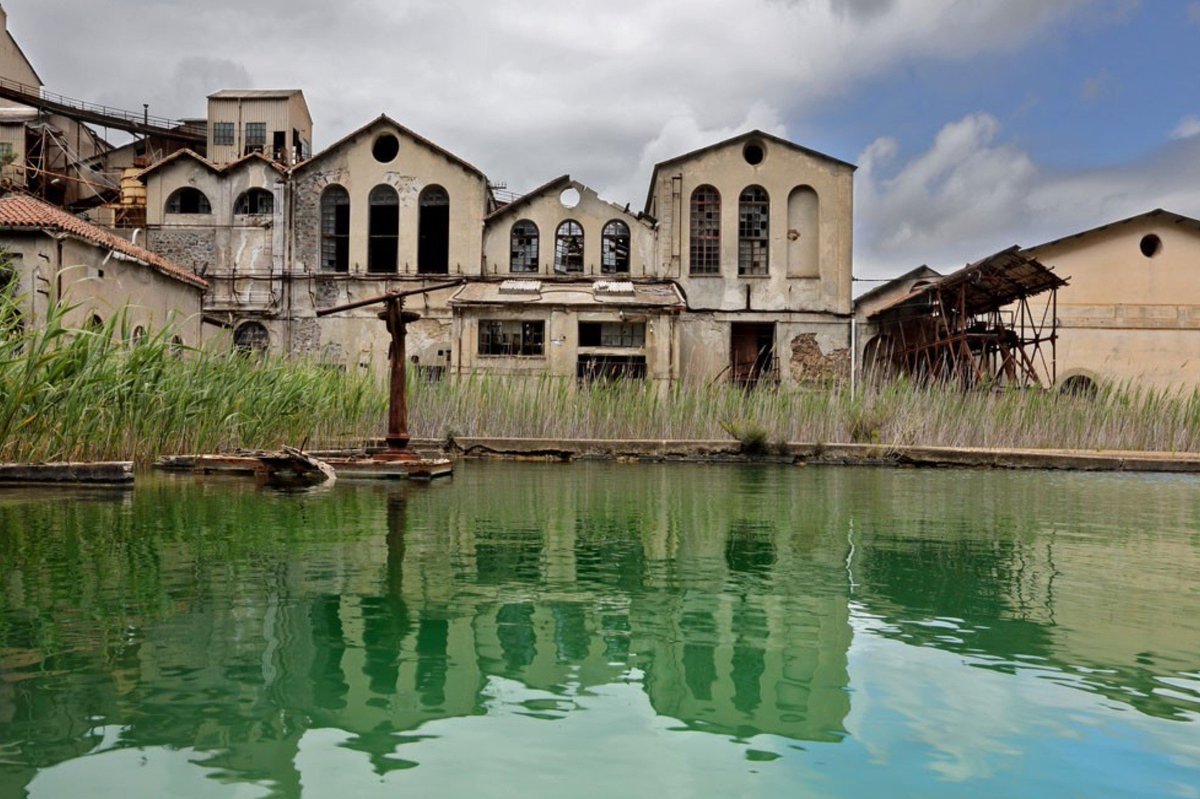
[849,316,857,398]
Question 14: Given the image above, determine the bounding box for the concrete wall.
[482,180,654,278]
[1028,217,1200,390]
[0,231,204,346]
[647,136,854,315]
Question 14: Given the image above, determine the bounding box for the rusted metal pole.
[380,297,420,450]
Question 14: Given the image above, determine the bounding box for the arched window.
[130,325,146,345]
[554,220,584,274]
[234,321,270,353]
[689,185,720,275]
[234,188,274,215]
[166,187,211,215]
[320,185,350,272]
[738,185,769,275]
[418,185,450,274]
[601,220,631,274]
[510,220,539,273]
[368,184,399,273]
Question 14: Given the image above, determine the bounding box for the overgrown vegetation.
[408,373,1200,453]
[4,286,1200,464]
[0,291,384,464]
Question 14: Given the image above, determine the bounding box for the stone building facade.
[139,91,856,387]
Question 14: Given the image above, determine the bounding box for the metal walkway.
[0,77,205,144]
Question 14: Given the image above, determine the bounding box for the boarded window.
[368,184,399,273]
[690,186,721,275]
[320,185,350,272]
[738,186,769,276]
[479,319,545,356]
[418,185,450,274]
[555,220,584,274]
[578,321,645,348]
[234,188,273,215]
[510,220,539,273]
[166,187,211,214]
[601,220,631,274]
[212,122,234,146]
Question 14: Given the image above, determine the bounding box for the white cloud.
[856,113,1200,278]
[5,0,1091,204]
[1170,115,1200,141]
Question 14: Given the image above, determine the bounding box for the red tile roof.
[0,193,207,290]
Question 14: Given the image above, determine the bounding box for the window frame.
[478,319,546,357]
[689,185,721,275]
[554,219,584,274]
[165,187,211,215]
[319,185,350,273]
[509,219,540,273]
[212,121,235,146]
[601,220,631,274]
[234,188,274,216]
[738,185,770,276]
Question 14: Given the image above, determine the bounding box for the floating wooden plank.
[0,461,134,485]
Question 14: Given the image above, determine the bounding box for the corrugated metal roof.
[207,89,303,100]
[0,193,207,289]
[869,246,1064,322]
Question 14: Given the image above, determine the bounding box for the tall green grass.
[4,287,1199,462]
[0,292,385,464]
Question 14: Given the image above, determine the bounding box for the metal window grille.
[690,186,721,274]
[510,220,539,273]
[245,122,267,147]
[601,220,630,274]
[212,122,235,146]
[738,186,769,275]
[555,220,584,273]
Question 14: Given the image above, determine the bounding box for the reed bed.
[408,374,1200,454]
[4,291,1200,463]
[0,296,384,464]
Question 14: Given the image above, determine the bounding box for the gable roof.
[485,174,571,221]
[853,265,941,307]
[0,193,207,290]
[292,114,488,181]
[1024,209,1200,254]
[136,148,288,180]
[643,129,857,214]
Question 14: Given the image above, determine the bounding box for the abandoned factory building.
[135,89,855,386]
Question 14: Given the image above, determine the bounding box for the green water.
[1,463,1198,798]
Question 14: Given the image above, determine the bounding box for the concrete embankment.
[409,437,1200,473]
[0,461,134,485]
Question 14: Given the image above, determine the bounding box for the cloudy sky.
[7,0,1200,279]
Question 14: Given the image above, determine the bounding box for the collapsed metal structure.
[866,246,1067,389]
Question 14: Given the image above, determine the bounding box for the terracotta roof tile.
[0,193,207,290]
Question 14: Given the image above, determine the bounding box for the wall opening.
[738,186,769,276]
[166,187,211,215]
[730,322,775,387]
[510,220,539,273]
[372,133,400,163]
[418,185,450,274]
[234,321,269,353]
[320,185,350,272]
[601,220,631,274]
[555,220,584,274]
[368,184,399,273]
[1140,234,1162,258]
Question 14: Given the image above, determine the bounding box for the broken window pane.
[690,185,721,275]
[510,220,539,273]
[478,319,545,356]
[578,321,645,348]
[235,188,273,215]
[555,220,584,274]
[245,122,267,148]
[738,185,769,276]
[320,185,350,273]
[601,220,631,274]
[166,187,211,214]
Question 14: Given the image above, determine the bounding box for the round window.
[743,140,765,166]
[372,133,400,163]
[1139,234,1162,258]
[559,187,581,209]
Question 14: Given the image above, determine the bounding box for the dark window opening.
[578,321,645,348]
[234,321,269,353]
[235,188,274,215]
[1140,234,1162,258]
[166,187,211,215]
[373,133,400,163]
[368,184,399,273]
[273,130,287,162]
[743,140,765,166]
[738,185,769,275]
[212,121,234,146]
[690,185,721,275]
[479,319,545,356]
[418,185,450,274]
[320,185,350,272]
[244,122,266,154]
[555,220,584,273]
[577,354,646,382]
[601,220,631,274]
[1060,374,1098,399]
[510,220,539,273]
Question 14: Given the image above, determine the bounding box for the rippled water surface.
[1,463,1199,797]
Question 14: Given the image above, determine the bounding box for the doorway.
[730,322,775,387]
